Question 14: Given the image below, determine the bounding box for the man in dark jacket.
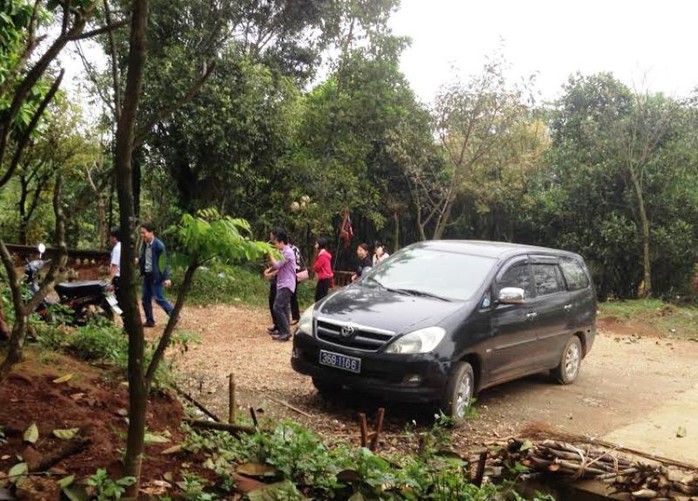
[139,222,174,327]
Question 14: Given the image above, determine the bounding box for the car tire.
[312,377,342,397]
[552,336,582,384]
[440,361,475,423]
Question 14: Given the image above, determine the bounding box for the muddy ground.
[170,304,698,464]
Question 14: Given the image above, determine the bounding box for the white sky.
[389,0,698,104]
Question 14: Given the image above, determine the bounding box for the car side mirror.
[498,287,525,304]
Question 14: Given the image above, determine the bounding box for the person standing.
[138,223,174,327]
[351,243,372,282]
[107,227,122,307]
[266,228,296,341]
[372,242,390,266]
[289,240,304,324]
[312,237,334,301]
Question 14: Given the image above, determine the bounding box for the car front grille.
[316,319,396,352]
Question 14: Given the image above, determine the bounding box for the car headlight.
[297,304,315,335]
[385,327,446,354]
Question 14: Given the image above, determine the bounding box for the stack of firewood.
[489,438,698,500]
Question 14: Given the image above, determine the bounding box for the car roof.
[409,239,583,261]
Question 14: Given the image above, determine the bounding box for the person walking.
[312,237,334,301]
[266,228,296,341]
[351,243,372,282]
[138,222,174,327]
[107,227,122,307]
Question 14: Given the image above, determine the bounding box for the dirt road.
[170,304,698,464]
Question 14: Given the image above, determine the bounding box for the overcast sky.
[389,0,698,104]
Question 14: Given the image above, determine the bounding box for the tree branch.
[133,62,216,147]
[0,71,64,188]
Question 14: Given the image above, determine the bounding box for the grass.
[169,261,316,310]
[598,298,698,340]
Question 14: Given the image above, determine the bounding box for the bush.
[67,321,128,364]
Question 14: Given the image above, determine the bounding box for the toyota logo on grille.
[340,325,355,338]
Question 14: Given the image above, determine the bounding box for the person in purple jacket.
[265,228,296,341]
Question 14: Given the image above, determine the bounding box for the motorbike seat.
[55,280,105,298]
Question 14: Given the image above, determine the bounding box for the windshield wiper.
[392,288,451,301]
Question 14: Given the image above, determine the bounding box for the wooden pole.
[358,413,368,448]
[228,373,235,423]
[369,407,385,451]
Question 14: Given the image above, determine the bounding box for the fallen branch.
[184,419,257,436]
[172,385,221,422]
[27,433,91,472]
[268,397,313,419]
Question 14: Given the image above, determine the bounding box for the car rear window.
[560,258,590,290]
[362,247,497,301]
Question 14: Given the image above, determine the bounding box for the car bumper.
[291,332,451,403]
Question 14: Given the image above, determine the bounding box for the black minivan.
[291,240,597,420]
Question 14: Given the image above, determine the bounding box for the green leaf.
[58,474,75,488]
[8,462,28,483]
[52,374,74,384]
[53,428,80,440]
[236,463,276,477]
[23,423,39,443]
[247,480,307,500]
[144,432,169,444]
[61,484,89,501]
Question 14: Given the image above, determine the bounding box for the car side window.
[498,263,533,299]
[560,258,590,290]
[531,263,564,296]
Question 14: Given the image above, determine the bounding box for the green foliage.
[171,259,315,308]
[180,419,544,500]
[169,209,272,267]
[86,468,136,501]
[68,321,128,363]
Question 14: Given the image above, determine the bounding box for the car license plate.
[319,350,361,374]
[106,294,123,315]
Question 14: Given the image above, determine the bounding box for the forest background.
[3,0,698,302]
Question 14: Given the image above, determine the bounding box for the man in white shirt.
[108,227,122,306]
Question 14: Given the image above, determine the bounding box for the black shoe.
[271,333,290,341]
[144,322,155,328]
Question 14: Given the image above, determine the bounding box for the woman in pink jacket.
[312,237,334,301]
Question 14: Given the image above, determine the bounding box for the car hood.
[315,284,470,333]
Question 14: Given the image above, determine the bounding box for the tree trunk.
[629,167,652,297]
[0,300,10,341]
[115,0,149,495]
[97,194,107,250]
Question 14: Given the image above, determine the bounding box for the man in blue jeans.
[139,222,174,327]
[265,228,296,341]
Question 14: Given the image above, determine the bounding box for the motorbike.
[24,244,122,325]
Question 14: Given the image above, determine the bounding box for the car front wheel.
[552,336,582,384]
[440,361,475,423]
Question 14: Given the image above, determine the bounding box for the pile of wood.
[489,437,698,500]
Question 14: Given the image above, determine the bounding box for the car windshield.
[361,247,497,301]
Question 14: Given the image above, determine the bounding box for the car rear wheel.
[312,377,342,397]
[440,361,474,423]
[552,336,582,384]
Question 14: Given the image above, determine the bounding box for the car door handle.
[563,304,573,311]
[526,312,538,320]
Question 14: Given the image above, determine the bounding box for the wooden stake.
[250,407,259,429]
[359,413,368,447]
[228,373,235,423]
[473,451,488,487]
[369,407,385,451]
[269,396,313,418]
